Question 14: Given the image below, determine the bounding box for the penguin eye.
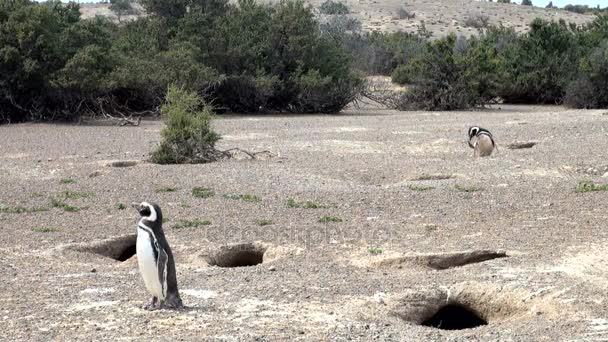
[140,206,151,217]
[471,128,479,136]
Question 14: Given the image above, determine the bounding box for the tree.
[521,0,533,6]
[110,0,133,22]
[546,1,553,8]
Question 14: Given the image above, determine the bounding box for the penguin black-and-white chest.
[136,224,168,301]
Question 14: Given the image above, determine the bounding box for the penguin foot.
[142,297,159,311]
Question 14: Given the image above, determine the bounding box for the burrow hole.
[70,234,136,262]
[205,243,267,268]
[422,304,488,330]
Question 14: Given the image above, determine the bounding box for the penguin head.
[131,202,163,226]
[468,126,480,139]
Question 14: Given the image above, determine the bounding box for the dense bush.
[396,35,500,111]
[391,61,421,85]
[319,0,349,15]
[151,85,222,164]
[0,0,362,123]
[564,40,608,108]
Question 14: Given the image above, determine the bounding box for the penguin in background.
[132,202,183,310]
[468,126,496,157]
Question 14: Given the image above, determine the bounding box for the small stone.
[47,158,53,162]
[268,266,276,272]
[90,268,97,273]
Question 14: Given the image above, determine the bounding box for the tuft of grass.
[155,186,178,193]
[60,178,75,184]
[173,219,212,229]
[223,193,261,203]
[576,180,608,193]
[368,247,383,255]
[256,219,273,226]
[32,227,57,233]
[62,191,94,199]
[412,174,453,181]
[408,184,434,191]
[50,199,80,212]
[287,198,328,209]
[455,184,482,192]
[0,203,47,214]
[115,203,126,210]
[31,192,44,198]
[319,215,343,223]
[180,202,191,208]
[192,187,215,198]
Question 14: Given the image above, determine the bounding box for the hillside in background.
[81,0,596,37]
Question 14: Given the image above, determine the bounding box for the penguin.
[132,202,183,310]
[467,126,496,157]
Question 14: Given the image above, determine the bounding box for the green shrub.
[564,40,608,108]
[319,0,349,15]
[521,0,532,6]
[391,61,421,85]
[498,19,581,104]
[397,34,499,110]
[151,86,222,164]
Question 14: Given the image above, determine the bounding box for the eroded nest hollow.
[204,242,267,268]
[421,304,487,330]
[390,283,535,331]
[64,234,137,262]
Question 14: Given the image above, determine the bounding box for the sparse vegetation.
[62,191,94,199]
[0,203,47,214]
[115,203,126,210]
[173,219,212,229]
[50,199,81,212]
[287,198,329,209]
[155,186,178,193]
[256,219,273,226]
[224,193,261,203]
[576,181,608,193]
[408,184,434,191]
[60,178,76,184]
[368,247,383,255]
[192,187,215,199]
[319,215,343,223]
[464,14,490,29]
[396,7,415,20]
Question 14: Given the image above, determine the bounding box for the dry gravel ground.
[2,105,608,340]
[80,0,595,37]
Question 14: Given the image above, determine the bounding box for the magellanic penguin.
[468,126,496,157]
[132,202,183,310]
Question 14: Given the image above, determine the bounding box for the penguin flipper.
[156,245,169,301]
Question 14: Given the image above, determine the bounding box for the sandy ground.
[80,0,595,37]
[2,105,608,340]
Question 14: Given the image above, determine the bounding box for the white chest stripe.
[137,223,168,300]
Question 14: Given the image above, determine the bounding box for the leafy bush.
[151,86,222,164]
[319,0,349,15]
[521,0,532,6]
[396,35,500,110]
[497,19,581,104]
[391,61,421,85]
[564,40,608,108]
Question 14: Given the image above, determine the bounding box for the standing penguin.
[468,126,496,157]
[132,202,183,310]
